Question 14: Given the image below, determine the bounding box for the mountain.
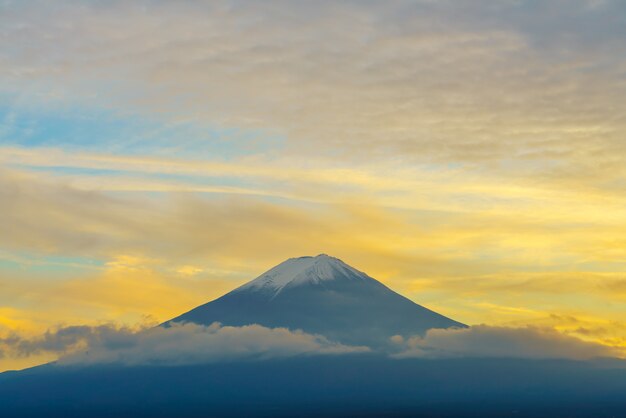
[3,255,626,418]
[166,254,465,347]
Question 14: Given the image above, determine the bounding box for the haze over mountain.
[167,254,465,347]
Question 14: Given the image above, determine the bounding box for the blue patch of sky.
[22,164,253,190]
[0,100,285,161]
[0,252,105,278]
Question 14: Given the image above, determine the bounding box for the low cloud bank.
[1,323,368,366]
[0,324,140,359]
[3,323,621,367]
[391,325,621,360]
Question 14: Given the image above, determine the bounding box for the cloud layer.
[3,322,621,368]
[392,325,621,360]
[1,0,625,175]
[0,322,368,366]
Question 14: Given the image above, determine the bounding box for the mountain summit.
[167,254,465,347]
[237,254,371,296]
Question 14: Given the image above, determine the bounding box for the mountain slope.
[167,254,465,347]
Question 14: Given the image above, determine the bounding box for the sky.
[0,0,625,371]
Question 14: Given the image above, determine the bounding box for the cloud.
[0,167,327,261]
[0,322,368,367]
[392,325,622,360]
[2,0,625,178]
[3,322,621,368]
[2,163,624,271]
[1,324,139,358]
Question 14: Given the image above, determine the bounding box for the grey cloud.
[3,322,618,366]
[392,325,620,360]
[0,322,368,366]
[0,324,139,359]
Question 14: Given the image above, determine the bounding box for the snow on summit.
[237,254,370,294]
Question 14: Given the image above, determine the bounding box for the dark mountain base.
[1,355,626,418]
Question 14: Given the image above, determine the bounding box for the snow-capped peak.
[237,254,370,295]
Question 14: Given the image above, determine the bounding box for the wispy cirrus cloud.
[2,0,625,175]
